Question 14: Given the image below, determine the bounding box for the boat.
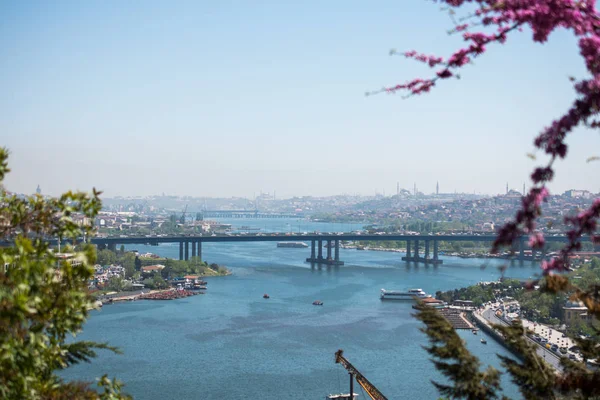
[472,329,478,335]
[481,338,487,344]
[277,242,308,248]
[263,294,270,299]
[380,288,431,301]
[313,300,324,306]
[326,394,358,399]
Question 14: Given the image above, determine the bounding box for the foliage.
[97,249,117,266]
[389,1,600,398]
[142,274,168,290]
[121,253,136,278]
[413,303,503,399]
[494,321,557,399]
[0,149,130,399]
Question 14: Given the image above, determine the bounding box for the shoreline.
[341,244,543,261]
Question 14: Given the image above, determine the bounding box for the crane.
[334,349,388,400]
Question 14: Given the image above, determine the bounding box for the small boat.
[313,300,324,306]
[472,330,478,335]
[263,294,270,299]
[481,338,487,344]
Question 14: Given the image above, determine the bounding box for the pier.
[306,239,344,265]
[401,239,443,265]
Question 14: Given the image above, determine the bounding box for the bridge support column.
[318,240,323,260]
[541,246,546,261]
[519,238,525,263]
[108,243,117,252]
[192,240,196,258]
[179,241,184,260]
[402,238,442,265]
[185,241,189,261]
[306,238,343,265]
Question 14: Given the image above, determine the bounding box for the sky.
[1,0,599,198]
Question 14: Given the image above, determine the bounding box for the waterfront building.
[563,300,595,326]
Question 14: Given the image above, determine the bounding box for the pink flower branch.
[381,0,600,274]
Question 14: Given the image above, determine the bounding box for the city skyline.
[1,1,599,198]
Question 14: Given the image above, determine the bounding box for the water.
[63,219,539,399]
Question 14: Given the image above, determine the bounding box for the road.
[480,308,563,371]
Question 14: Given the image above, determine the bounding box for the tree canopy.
[0,149,129,399]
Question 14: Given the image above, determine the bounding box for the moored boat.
[313,300,323,306]
[481,338,487,344]
[380,288,431,301]
[263,294,270,299]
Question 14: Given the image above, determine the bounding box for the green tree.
[97,249,117,266]
[152,274,168,289]
[121,253,136,278]
[0,149,129,399]
[106,276,125,292]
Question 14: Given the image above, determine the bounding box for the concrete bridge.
[188,210,302,218]
[50,233,589,266]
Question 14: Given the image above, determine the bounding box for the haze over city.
[1,0,599,198]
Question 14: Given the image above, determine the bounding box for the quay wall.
[471,312,524,361]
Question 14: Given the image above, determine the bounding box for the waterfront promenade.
[474,307,563,371]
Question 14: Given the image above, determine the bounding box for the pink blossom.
[528,232,545,249]
[385,0,600,276]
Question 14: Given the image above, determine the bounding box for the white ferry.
[277,242,308,248]
[380,288,431,301]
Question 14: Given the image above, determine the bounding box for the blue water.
[63,219,539,399]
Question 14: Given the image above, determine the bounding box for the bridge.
[186,210,302,218]
[52,233,590,266]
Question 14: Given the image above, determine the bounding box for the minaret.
[436,181,439,196]
[414,183,417,196]
[36,185,41,195]
[506,182,508,195]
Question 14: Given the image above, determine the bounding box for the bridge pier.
[185,241,189,261]
[179,242,183,260]
[108,243,117,252]
[519,238,525,264]
[334,240,342,264]
[402,239,443,265]
[318,240,323,260]
[306,237,343,265]
[192,240,196,258]
[197,241,202,262]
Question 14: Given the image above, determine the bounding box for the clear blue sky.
[1,0,598,198]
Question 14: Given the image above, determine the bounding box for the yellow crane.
[334,349,388,400]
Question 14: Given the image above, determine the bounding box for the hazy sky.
[1,1,599,198]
